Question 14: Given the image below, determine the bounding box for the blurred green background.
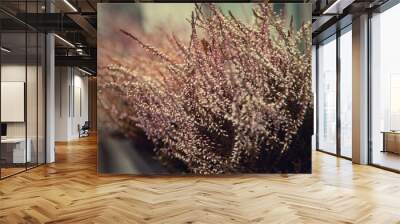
[98,3,311,37]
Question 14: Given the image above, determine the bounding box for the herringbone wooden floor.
[1,135,400,224]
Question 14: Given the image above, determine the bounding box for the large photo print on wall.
[97,3,312,175]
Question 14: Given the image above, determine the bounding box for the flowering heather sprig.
[98,3,312,174]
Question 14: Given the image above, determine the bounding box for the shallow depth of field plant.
[98,3,312,174]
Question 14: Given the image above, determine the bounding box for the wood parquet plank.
[0,134,400,223]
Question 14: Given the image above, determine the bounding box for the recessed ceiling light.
[322,0,356,15]
[78,67,93,76]
[54,34,75,48]
[63,0,78,12]
[1,47,11,53]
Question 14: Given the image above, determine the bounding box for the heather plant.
[98,3,312,174]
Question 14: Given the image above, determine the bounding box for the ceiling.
[0,0,99,73]
[1,0,393,73]
[311,0,390,43]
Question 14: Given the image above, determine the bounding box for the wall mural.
[97,3,312,175]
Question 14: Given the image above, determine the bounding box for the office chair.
[79,121,90,138]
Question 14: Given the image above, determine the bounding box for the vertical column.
[336,29,341,156]
[54,67,73,141]
[88,77,97,132]
[46,1,55,163]
[352,14,369,164]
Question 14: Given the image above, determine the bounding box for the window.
[339,27,352,158]
[317,35,337,154]
[370,3,400,171]
[315,25,353,158]
[312,45,317,150]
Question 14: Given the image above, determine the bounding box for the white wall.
[55,67,89,141]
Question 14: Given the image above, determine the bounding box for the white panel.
[73,86,81,138]
[1,82,25,122]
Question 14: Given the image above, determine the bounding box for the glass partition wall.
[0,30,27,177]
[0,2,46,179]
[316,26,352,159]
[370,3,400,171]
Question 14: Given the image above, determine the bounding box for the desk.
[1,138,31,163]
[382,131,400,154]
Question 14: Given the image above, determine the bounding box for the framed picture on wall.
[97,3,313,175]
